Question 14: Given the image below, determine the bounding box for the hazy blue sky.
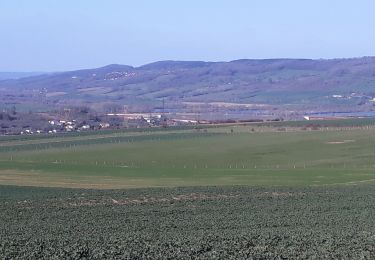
[1,0,375,71]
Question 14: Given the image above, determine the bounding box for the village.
[0,106,201,136]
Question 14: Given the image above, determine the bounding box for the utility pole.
[162,98,165,115]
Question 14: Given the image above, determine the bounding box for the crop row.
[1,185,374,259]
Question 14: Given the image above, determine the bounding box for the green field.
[1,184,374,258]
[1,122,375,188]
[1,121,375,258]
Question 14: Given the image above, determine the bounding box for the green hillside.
[2,58,375,112]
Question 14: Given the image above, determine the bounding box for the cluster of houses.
[26,114,194,135]
[330,92,375,102]
[21,129,53,135]
[11,110,199,136]
[20,119,111,135]
[107,113,198,128]
[48,120,110,132]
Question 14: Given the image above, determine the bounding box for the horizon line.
[3,55,375,73]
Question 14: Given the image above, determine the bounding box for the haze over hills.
[2,57,375,118]
[0,72,45,80]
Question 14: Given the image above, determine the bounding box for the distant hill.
[1,57,375,115]
[0,72,45,80]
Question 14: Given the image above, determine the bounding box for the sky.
[1,0,375,71]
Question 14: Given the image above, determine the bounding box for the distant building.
[99,123,110,128]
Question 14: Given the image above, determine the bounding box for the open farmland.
[1,120,375,258]
[1,120,375,188]
[0,184,374,258]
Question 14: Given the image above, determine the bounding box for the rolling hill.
[1,57,375,116]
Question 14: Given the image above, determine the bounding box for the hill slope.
[1,58,375,115]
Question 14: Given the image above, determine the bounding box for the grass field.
[1,120,375,258]
[1,121,375,188]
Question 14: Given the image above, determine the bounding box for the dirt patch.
[67,193,239,207]
[335,178,375,185]
[326,140,355,144]
[78,87,108,93]
[262,192,306,198]
[46,92,66,97]
[66,191,308,208]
